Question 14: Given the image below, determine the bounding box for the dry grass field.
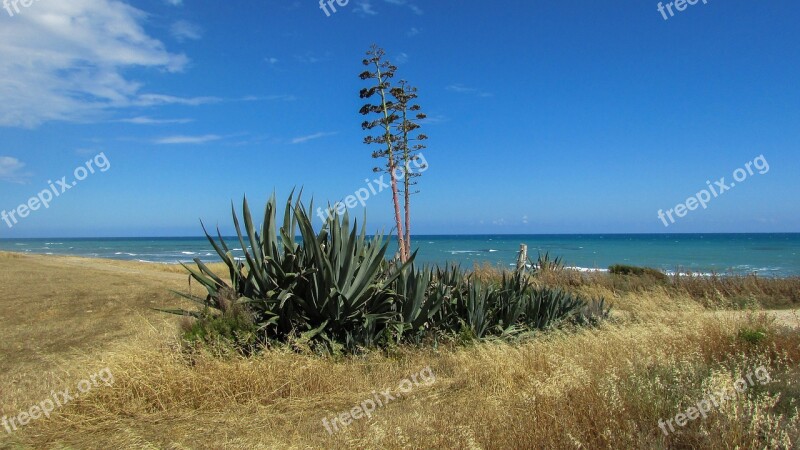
[1,252,798,449]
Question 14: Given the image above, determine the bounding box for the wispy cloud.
[446,84,493,98]
[353,1,378,16]
[446,84,476,93]
[171,20,203,42]
[243,94,297,102]
[294,52,332,64]
[0,157,31,183]
[0,0,190,128]
[407,27,421,37]
[118,116,194,125]
[134,94,222,107]
[421,114,449,124]
[133,94,293,107]
[291,132,337,145]
[155,135,222,145]
[382,0,423,15]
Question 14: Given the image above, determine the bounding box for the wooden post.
[516,244,528,272]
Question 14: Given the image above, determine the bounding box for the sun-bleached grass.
[2,253,799,449]
[7,309,799,449]
[472,262,800,310]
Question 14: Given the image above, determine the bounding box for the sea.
[1,234,798,277]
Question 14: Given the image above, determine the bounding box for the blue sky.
[0,0,798,238]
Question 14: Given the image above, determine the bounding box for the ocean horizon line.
[2,232,799,240]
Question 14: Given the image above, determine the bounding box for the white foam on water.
[564,266,608,273]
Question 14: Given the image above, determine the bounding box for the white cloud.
[119,116,194,125]
[155,135,222,145]
[243,94,296,102]
[291,132,337,145]
[294,52,332,64]
[396,52,409,64]
[0,157,30,183]
[171,20,202,42]
[353,1,378,16]
[165,0,182,5]
[446,84,493,98]
[446,84,476,93]
[407,27,421,37]
[134,94,221,107]
[421,114,448,124]
[381,0,423,14]
[0,0,189,128]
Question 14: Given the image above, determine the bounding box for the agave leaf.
[170,290,210,308]
[154,308,203,319]
[193,258,228,288]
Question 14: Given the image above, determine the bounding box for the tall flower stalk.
[360,45,406,260]
[391,80,428,260]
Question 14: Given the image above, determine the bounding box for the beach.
[2,251,799,448]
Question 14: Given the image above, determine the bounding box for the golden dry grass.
[471,262,800,309]
[1,252,799,449]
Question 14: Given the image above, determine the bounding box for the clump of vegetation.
[609,264,669,282]
[164,193,608,355]
[737,326,768,345]
[179,287,261,355]
[531,252,565,275]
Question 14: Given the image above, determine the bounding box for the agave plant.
[390,265,439,343]
[523,287,585,330]
[530,251,565,275]
[573,297,613,326]
[166,191,415,352]
[165,193,609,353]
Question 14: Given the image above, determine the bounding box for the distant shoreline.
[2,250,798,280]
[2,232,800,240]
[1,233,798,277]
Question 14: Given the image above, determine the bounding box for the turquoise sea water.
[1,234,798,277]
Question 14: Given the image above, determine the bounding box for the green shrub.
[530,252,564,275]
[737,327,768,345]
[181,288,260,355]
[609,264,669,282]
